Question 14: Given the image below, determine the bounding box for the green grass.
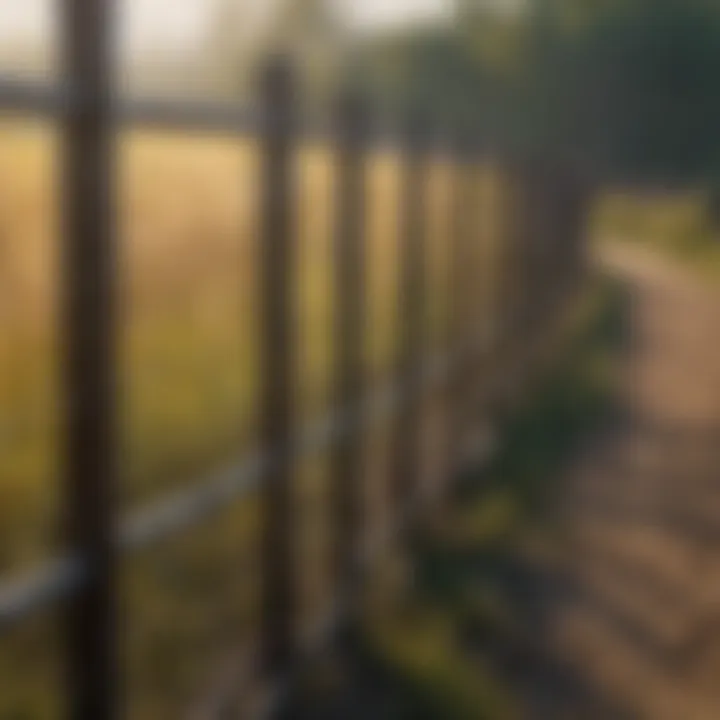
[594,190,720,278]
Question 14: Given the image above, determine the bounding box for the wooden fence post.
[391,110,429,521]
[331,87,368,598]
[258,55,297,678]
[544,164,558,327]
[501,158,530,405]
[446,134,474,484]
[569,171,591,298]
[62,0,117,717]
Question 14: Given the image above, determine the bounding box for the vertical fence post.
[562,168,574,312]
[552,166,568,320]
[557,167,572,316]
[495,161,513,398]
[392,110,428,522]
[62,1,116,718]
[523,162,541,348]
[446,134,472,486]
[518,160,538,387]
[557,169,573,308]
[470,145,496,428]
[535,163,550,332]
[569,171,590,298]
[553,168,568,310]
[258,55,297,678]
[503,158,529,402]
[331,88,367,597]
[530,162,543,332]
[561,167,585,306]
[519,161,536,366]
[542,163,559,325]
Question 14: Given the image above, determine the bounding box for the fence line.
[0,30,588,720]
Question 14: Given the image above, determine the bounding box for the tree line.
[350,0,720,190]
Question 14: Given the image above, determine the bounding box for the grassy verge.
[288,280,627,720]
[594,191,720,279]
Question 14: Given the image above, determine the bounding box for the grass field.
[594,190,720,277]
[0,119,505,718]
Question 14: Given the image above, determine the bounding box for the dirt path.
[521,246,720,719]
[281,246,720,720]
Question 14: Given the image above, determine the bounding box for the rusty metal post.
[258,56,297,677]
[62,0,117,717]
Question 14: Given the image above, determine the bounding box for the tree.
[355,0,720,191]
[524,0,720,184]
[354,6,525,138]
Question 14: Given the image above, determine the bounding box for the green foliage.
[546,0,720,182]
[352,280,625,720]
[353,10,526,139]
[355,0,720,186]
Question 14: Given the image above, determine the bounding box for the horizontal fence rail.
[0,74,453,152]
[0,28,589,719]
[0,339,476,631]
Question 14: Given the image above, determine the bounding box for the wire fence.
[0,4,589,717]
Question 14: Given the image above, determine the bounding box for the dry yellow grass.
[0,119,502,718]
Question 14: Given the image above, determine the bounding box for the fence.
[0,6,588,718]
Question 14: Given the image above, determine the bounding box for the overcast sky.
[0,0,453,55]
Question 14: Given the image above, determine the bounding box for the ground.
[522,245,720,719]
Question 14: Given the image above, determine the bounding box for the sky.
[0,0,453,55]
[343,0,452,30]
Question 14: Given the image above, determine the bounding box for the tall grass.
[0,120,503,717]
